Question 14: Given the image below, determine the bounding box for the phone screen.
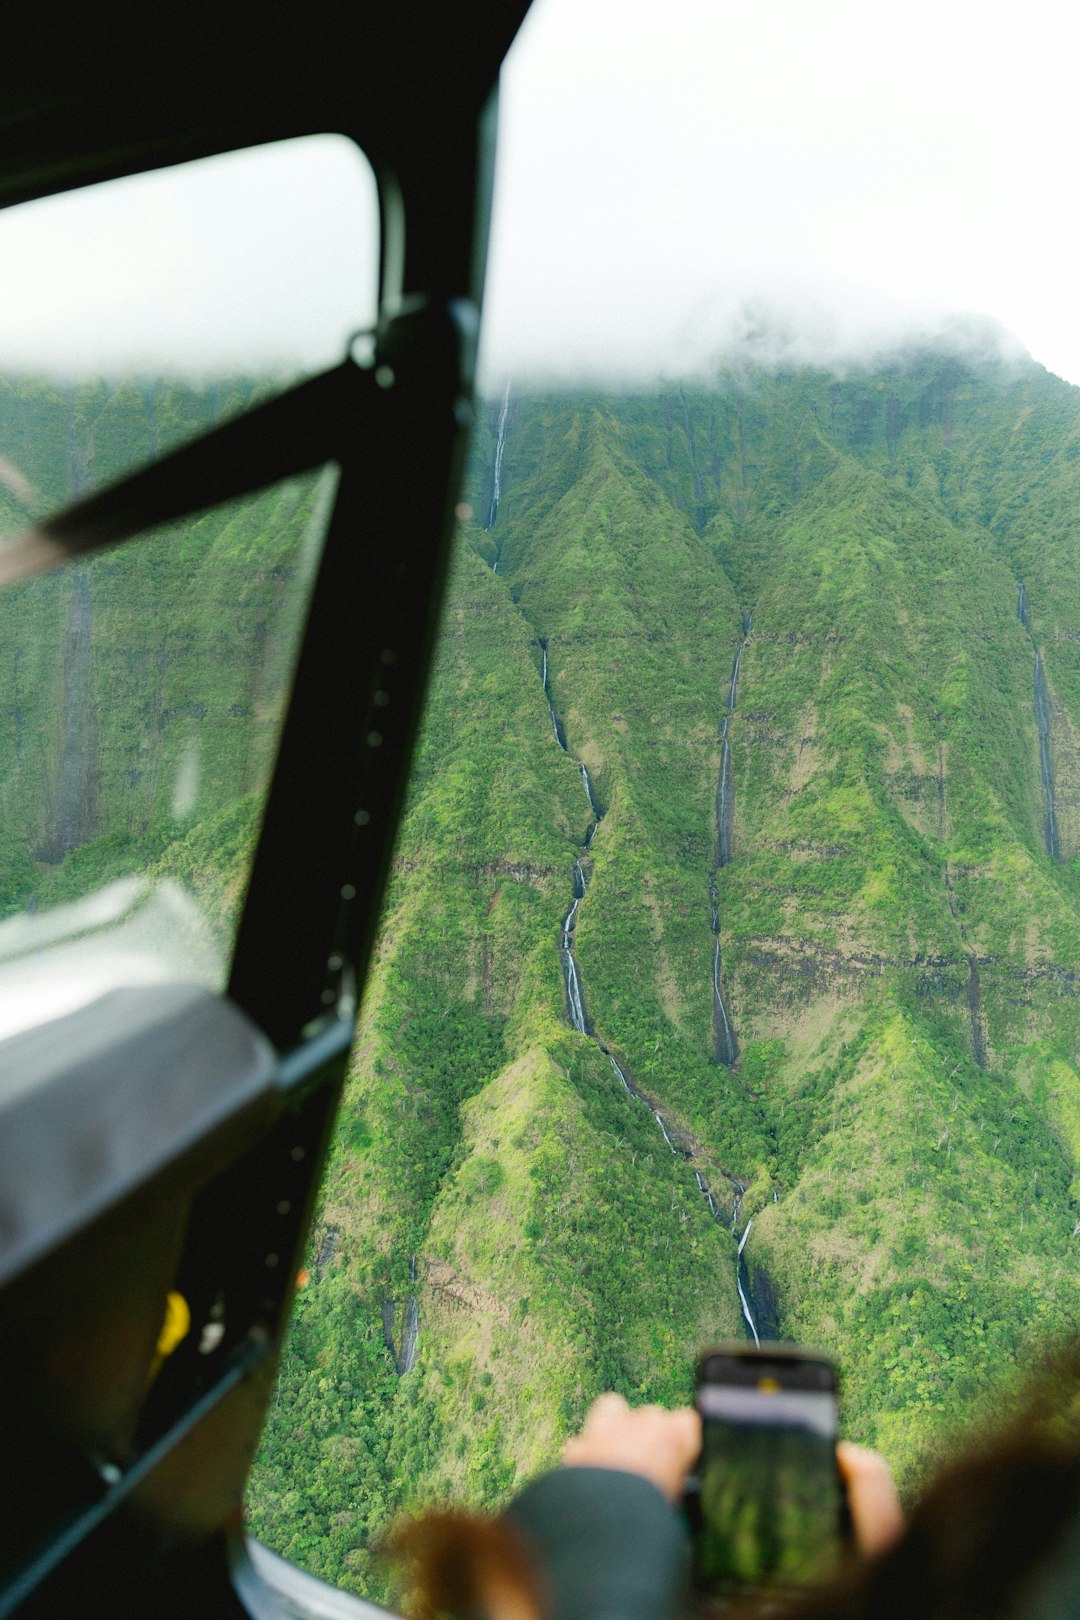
[694,1352,843,1598]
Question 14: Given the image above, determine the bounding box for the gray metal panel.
[240,1539,399,1620]
[0,984,278,1288]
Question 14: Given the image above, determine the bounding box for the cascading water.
[541,639,760,1340]
[540,641,568,751]
[561,892,588,1034]
[710,615,752,1065]
[735,1217,760,1345]
[1034,651,1061,860]
[712,922,738,1068]
[1017,585,1061,861]
[383,1253,420,1376]
[580,763,601,818]
[399,1254,420,1374]
[485,381,511,535]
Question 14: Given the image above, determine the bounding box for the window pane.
[0,135,377,529]
[0,135,376,1037]
[0,465,336,1039]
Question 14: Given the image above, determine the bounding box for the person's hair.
[386,1509,542,1620]
[387,1347,1080,1620]
[796,1344,1080,1620]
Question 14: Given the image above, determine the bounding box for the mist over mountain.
[480,295,1030,391]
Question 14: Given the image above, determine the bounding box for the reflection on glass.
[0,462,338,1034]
[0,133,377,1032]
[697,1387,842,1596]
[0,137,378,382]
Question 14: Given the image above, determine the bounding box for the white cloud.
[0,137,379,376]
[479,0,1080,385]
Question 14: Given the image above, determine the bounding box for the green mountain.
[1,351,1079,1601]
[249,349,1080,1596]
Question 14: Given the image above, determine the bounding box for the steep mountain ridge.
[252,352,1080,1591]
[0,354,1076,1599]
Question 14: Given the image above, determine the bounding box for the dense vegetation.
[0,375,324,944]
[2,348,1079,1601]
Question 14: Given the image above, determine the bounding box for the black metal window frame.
[0,6,534,1609]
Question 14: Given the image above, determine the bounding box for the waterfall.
[1017,586,1061,861]
[730,1189,761,1341]
[716,721,733,869]
[540,639,568,750]
[709,615,753,1063]
[399,1295,419,1374]
[580,763,601,817]
[609,1054,635,1095]
[485,381,510,532]
[712,931,738,1067]
[562,926,588,1034]
[729,640,744,712]
[540,640,759,1342]
[737,1269,761,1346]
[383,1254,420,1375]
[655,1112,678,1153]
[1034,650,1061,859]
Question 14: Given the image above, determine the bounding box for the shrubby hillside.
[0,352,1077,1601]
[251,350,1080,1596]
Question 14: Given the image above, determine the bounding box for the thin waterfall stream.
[710,615,752,1066]
[484,381,511,549]
[1018,582,1062,860]
[382,1253,420,1376]
[540,638,760,1342]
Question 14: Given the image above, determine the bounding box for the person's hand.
[836,1440,904,1557]
[562,1392,701,1503]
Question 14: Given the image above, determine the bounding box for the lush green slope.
[0,373,323,948]
[247,532,747,1597]
[251,351,1080,1594]
[2,352,1079,1597]
[460,358,1080,1493]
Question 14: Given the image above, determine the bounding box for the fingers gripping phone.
[688,1345,850,1600]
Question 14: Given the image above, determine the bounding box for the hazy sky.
[0,137,379,376]
[2,0,1080,386]
[479,0,1080,385]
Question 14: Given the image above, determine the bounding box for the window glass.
[0,135,376,1035]
[0,467,337,1038]
[0,136,377,528]
[249,0,1080,1605]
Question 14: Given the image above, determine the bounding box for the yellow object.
[757,1376,780,1394]
[150,1291,191,1378]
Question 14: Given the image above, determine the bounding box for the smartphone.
[689,1344,849,1601]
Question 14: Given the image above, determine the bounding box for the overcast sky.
[479,0,1080,386]
[0,138,380,376]
[2,0,1080,387]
